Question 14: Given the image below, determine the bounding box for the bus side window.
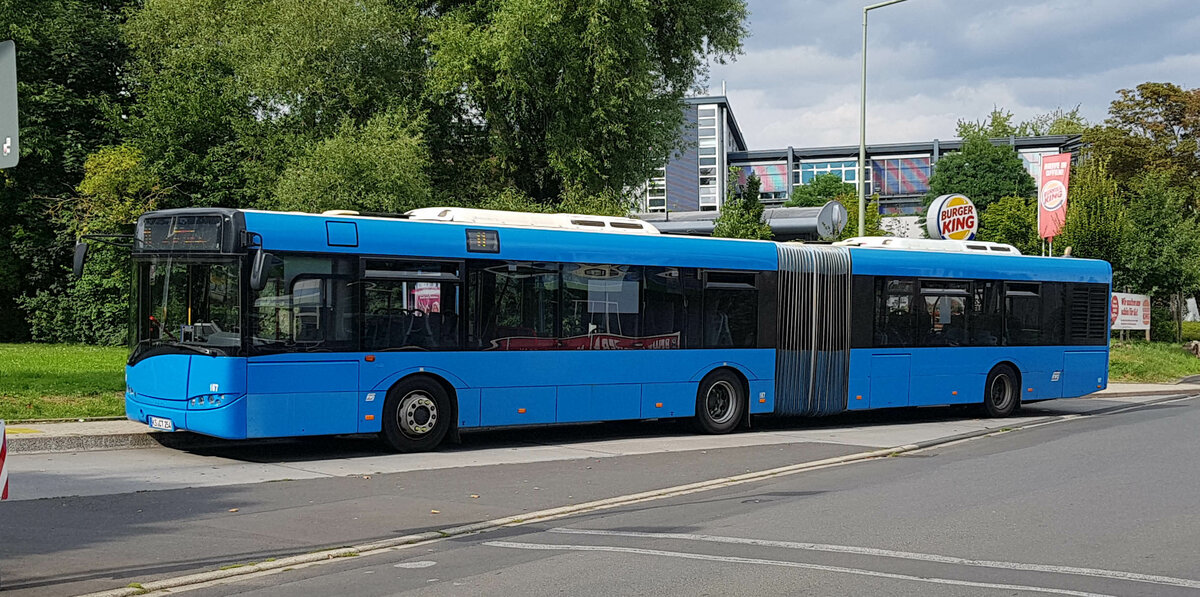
[874,278,914,347]
[1040,282,1065,345]
[643,267,684,349]
[250,255,357,352]
[561,264,641,347]
[361,260,461,351]
[703,271,758,348]
[1005,283,1042,345]
[968,281,1002,346]
[468,262,558,350]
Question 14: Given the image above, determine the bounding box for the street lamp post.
[859,0,908,236]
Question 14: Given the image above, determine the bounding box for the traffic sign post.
[0,40,18,169]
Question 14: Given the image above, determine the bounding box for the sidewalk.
[4,382,1199,454]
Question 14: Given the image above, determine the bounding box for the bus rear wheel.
[982,364,1019,418]
[693,370,745,434]
[381,377,452,452]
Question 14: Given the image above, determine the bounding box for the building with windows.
[642,95,1082,219]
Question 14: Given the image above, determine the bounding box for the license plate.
[148,416,174,431]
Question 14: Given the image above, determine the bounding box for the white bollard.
[1,419,8,500]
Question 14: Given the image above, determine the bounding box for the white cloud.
[707,0,1200,149]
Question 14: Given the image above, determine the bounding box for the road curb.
[75,392,1198,597]
[6,430,237,454]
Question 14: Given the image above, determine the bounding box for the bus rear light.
[759,398,766,403]
[365,415,375,421]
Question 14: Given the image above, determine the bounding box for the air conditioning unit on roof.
[404,207,661,235]
[835,236,1021,255]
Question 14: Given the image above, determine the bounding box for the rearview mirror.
[250,247,271,291]
[72,241,88,277]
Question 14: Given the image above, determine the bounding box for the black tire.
[693,370,745,434]
[982,364,1019,418]
[380,377,453,452]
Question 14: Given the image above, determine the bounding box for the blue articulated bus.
[104,207,1111,452]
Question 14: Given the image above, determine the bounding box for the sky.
[705,0,1200,149]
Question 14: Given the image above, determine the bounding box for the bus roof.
[241,209,780,271]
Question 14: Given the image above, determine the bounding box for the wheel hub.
[706,380,737,425]
[399,392,438,436]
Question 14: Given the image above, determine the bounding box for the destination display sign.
[139,215,225,251]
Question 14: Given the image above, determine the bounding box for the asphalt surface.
[0,395,1194,596]
[181,396,1200,597]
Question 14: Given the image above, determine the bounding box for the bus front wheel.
[982,364,1019,418]
[693,370,745,434]
[381,377,452,452]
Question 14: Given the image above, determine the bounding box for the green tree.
[1023,106,1089,136]
[924,136,1036,212]
[0,0,133,340]
[976,195,1040,255]
[268,108,433,214]
[713,168,772,240]
[1116,171,1200,299]
[121,0,429,209]
[1056,156,1126,268]
[785,173,855,208]
[429,0,748,203]
[831,194,885,241]
[17,145,162,344]
[1084,82,1200,190]
[956,105,1088,138]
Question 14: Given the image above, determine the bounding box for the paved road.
[188,396,1200,597]
[0,395,1192,596]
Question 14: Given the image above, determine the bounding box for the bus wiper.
[138,339,227,357]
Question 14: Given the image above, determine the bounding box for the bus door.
[869,354,910,408]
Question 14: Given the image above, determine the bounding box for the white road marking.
[483,540,1117,597]
[394,561,437,569]
[549,528,1200,590]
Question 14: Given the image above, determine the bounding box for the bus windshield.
[132,256,242,361]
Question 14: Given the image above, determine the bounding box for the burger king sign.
[926,194,978,241]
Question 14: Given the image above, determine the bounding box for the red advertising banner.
[1038,153,1072,239]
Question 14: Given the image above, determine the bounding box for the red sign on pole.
[1038,153,1072,239]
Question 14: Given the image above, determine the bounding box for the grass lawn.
[0,343,127,421]
[1108,340,1200,383]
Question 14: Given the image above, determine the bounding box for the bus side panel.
[870,354,911,409]
[246,360,360,437]
[481,387,557,426]
[640,382,696,418]
[852,346,1083,409]
[557,385,641,423]
[846,350,871,410]
[358,349,772,428]
[908,348,982,407]
[1062,350,1108,397]
[1012,349,1065,401]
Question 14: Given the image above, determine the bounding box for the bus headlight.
[188,394,236,409]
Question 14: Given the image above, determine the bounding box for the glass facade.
[738,164,790,202]
[870,156,932,197]
[795,160,864,186]
[697,105,721,211]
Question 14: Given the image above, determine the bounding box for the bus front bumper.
[126,392,248,440]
